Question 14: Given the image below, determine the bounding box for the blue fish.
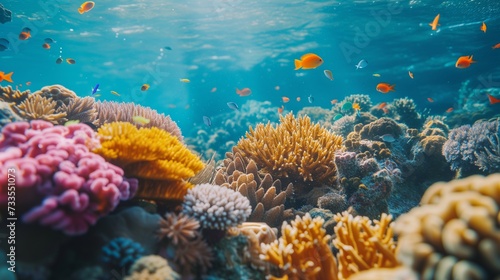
[379,134,396,143]
[91,84,100,95]
[227,102,239,111]
[308,94,314,103]
[355,59,368,69]
[203,116,211,127]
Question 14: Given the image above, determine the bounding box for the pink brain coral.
[0,120,138,235]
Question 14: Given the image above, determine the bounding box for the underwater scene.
[0,0,500,279]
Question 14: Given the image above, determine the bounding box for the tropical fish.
[203,116,211,127]
[56,57,63,64]
[227,102,239,110]
[180,78,190,83]
[111,90,120,96]
[278,106,284,114]
[296,97,301,102]
[164,46,172,50]
[330,99,338,105]
[355,60,368,69]
[18,28,31,40]
[64,120,80,126]
[26,81,31,86]
[378,102,387,109]
[308,94,314,103]
[408,71,414,79]
[141,84,150,91]
[66,58,76,64]
[379,134,396,143]
[445,107,454,113]
[493,43,500,49]
[44,38,56,44]
[427,97,434,102]
[78,1,95,14]
[487,94,500,104]
[294,53,323,70]
[352,103,361,110]
[91,84,100,95]
[372,73,381,77]
[342,102,353,111]
[0,71,14,83]
[429,14,440,30]
[42,43,51,49]
[480,22,487,33]
[133,116,150,125]
[376,83,395,93]
[323,70,333,81]
[333,114,343,121]
[236,88,252,96]
[282,96,290,103]
[455,55,475,68]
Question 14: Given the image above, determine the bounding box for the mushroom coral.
[236,113,342,191]
[395,174,500,279]
[94,122,204,202]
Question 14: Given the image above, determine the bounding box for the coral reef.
[260,213,338,280]
[125,255,179,280]
[101,237,145,270]
[0,120,137,235]
[391,97,423,129]
[13,93,67,124]
[296,106,333,125]
[158,212,200,245]
[0,101,22,129]
[395,174,500,279]
[332,94,373,115]
[0,85,30,104]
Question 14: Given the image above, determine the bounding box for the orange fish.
[378,102,387,109]
[296,97,301,102]
[294,53,323,70]
[18,27,31,40]
[445,107,453,113]
[42,43,51,49]
[492,43,500,49]
[26,81,31,86]
[352,103,361,110]
[487,94,500,104]
[429,14,440,30]
[480,22,487,33]
[455,55,475,69]
[278,105,284,114]
[408,71,414,79]
[78,1,95,14]
[141,84,150,91]
[427,97,434,103]
[282,96,290,103]
[236,88,252,96]
[376,83,395,93]
[0,71,14,83]
[330,99,338,105]
[66,58,76,64]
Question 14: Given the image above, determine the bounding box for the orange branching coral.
[94,122,204,202]
[395,174,500,280]
[260,213,338,280]
[13,94,67,124]
[332,212,398,279]
[237,113,343,189]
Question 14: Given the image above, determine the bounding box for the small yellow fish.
[352,103,361,110]
[132,116,150,125]
[64,120,80,126]
[111,90,120,96]
[373,73,381,77]
[180,78,190,83]
[94,94,101,97]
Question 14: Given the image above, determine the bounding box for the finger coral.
[395,174,500,280]
[0,120,137,235]
[333,212,398,279]
[236,113,343,191]
[94,122,204,202]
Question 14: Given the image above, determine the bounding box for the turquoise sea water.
[1,0,499,134]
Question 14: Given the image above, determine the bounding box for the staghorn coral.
[182,183,251,231]
[94,122,204,202]
[395,174,500,280]
[58,96,98,125]
[260,213,338,280]
[95,101,183,141]
[213,148,294,228]
[158,212,200,246]
[333,212,398,279]
[125,255,179,280]
[13,94,67,124]
[0,85,30,104]
[236,113,343,191]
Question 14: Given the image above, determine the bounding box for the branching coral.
[236,113,343,191]
[13,94,67,124]
[0,85,30,104]
[260,213,338,280]
[332,212,398,279]
[94,122,204,202]
[95,101,183,141]
[395,174,500,279]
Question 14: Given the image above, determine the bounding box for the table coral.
[395,174,500,280]
[260,213,338,280]
[94,122,204,202]
[0,120,137,235]
[236,113,343,191]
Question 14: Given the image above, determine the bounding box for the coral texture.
[182,184,251,230]
[125,255,179,280]
[158,212,200,245]
[236,113,343,189]
[0,120,137,235]
[395,174,500,279]
[260,213,338,280]
[101,237,144,270]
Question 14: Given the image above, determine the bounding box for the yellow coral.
[333,212,398,279]
[94,122,203,201]
[260,213,338,280]
[236,113,342,187]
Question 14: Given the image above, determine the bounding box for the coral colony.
[0,84,499,279]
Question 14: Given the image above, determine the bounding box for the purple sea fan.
[0,120,138,235]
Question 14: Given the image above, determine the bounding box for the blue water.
[1,0,499,134]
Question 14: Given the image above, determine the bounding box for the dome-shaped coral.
[125,255,179,280]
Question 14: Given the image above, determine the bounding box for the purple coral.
[0,120,137,235]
